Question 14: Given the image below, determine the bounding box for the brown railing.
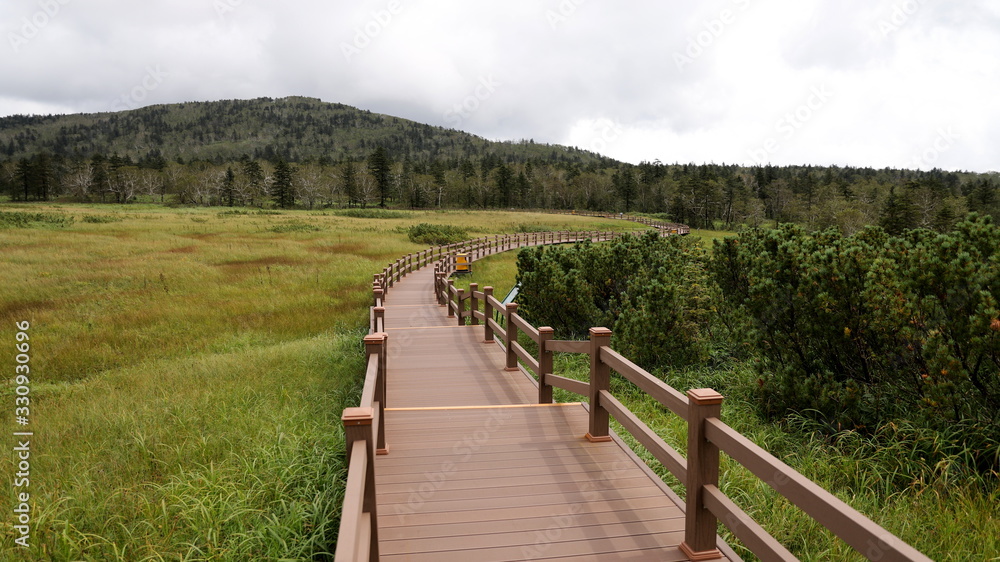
[336,227,646,561]
[552,209,692,235]
[436,268,931,561]
[335,332,387,561]
[339,214,929,561]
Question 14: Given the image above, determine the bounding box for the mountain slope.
[0,96,614,166]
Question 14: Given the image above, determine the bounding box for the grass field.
[0,204,633,561]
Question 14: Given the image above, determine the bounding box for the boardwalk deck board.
[374,266,735,561]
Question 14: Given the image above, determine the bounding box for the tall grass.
[0,204,627,560]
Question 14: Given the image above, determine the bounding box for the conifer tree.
[271,159,295,208]
[341,159,358,207]
[367,146,391,207]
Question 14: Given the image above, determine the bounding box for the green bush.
[407,223,468,245]
[334,208,408,219]
[515,231,713,367]
[711,215,1000,470]
[0,210,75,228]
[82,214,124,224]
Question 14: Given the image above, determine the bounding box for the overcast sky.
[2,0,997,172]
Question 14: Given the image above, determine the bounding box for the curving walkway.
[374,267,737,561]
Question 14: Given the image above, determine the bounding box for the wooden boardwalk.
[376,267,736,561]
[339,229,932,562]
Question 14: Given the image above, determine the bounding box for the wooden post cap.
[539,326,554,334]
[688,388,724,405]
[342,407,374,425]
[364,333,387,345]
[589,327,613,337]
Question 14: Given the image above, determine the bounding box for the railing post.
[341,406,379,560]
[469,283,480,326]
[436,271,446,306]
[364,333,389,456]
[447,279,456,318]
[483,287,495,343]
[586,327,613,443]
[504,303,519,371]
[456,288,466,326]
[373,288,384,308]
[538,326,554,404]
[680,388,725,561]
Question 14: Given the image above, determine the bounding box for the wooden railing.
[335,332,387,561]
[436,270,932,561]
[339,213,929,561]
[337,227,645,561]
[552,209,692,235]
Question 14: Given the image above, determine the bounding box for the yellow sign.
[455,253,471,274]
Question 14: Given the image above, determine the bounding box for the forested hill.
[0,96,610,166]
[2,96,999,233]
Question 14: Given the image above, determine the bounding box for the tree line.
[3,147,998,230]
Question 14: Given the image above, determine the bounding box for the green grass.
[0,204,628,560]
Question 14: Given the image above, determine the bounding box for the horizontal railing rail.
[551,209,691,235]
[338,220,688,561]
[432,237,931,561]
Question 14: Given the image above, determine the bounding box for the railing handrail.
[338,220,687,562]
[429,225,930,561]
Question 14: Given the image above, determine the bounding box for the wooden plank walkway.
[377,267,737,561]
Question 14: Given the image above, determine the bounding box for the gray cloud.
[1,0,997,171]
